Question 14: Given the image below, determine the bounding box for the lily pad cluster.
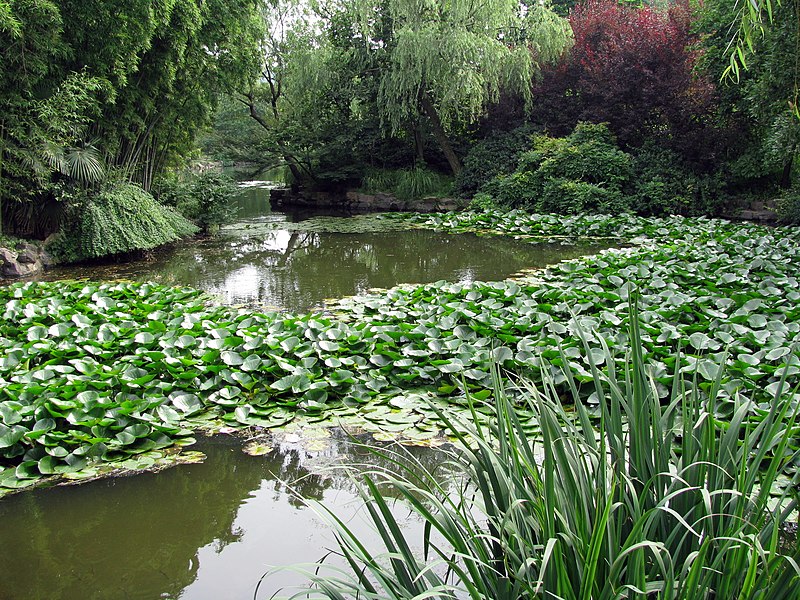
[2,211,800,494]
[380,210,729,242]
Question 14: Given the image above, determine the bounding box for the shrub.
[454,124,537,197]
[154,171,238,232]
[47,183,198,262]
[284,309,800,599]
[630,143,727,216]
[466,192,499,211]
[777,186,800,224]
[486,122,633,214]
[540,178,627,214]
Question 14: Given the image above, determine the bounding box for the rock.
[0,243,49,278]
[0,247,17,266]
[16,248,38,264]
[40,251,55,267]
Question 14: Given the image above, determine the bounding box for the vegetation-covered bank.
[206,0,798,222]
[2,212,800,495]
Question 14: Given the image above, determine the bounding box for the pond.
[0,183,609,599]
[31,183,608,313]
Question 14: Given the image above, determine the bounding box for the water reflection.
[24,187,606,312]
[0,433,452,600]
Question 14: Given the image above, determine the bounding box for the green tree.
[698,0,799,189]
[238,0,320,184]
[1,0,262,235]
[342,0,571,175]
[0,0,108,234]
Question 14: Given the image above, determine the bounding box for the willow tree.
[344,0,571,175]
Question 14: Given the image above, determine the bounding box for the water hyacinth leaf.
[0,424,27,449]
[688,332,718,351]
[317,340,340,352]
[230,372,254,388]
[241,354,263,372]
[280,336,301,352]
[234,405,253,424]
[15,461,40,480]
[48,322,72,337]
[221,351,244,367]
[27,326,48,341]
[171,393,203,414]
[492,347,514,363]
[765,347,790,361]
[0,404,23,426]
[157,405,181,424]
[696,359,722,381]
[115,431,137,445]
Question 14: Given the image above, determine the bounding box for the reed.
[279,306,800,599]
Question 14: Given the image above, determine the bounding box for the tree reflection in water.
[0,430,453,600]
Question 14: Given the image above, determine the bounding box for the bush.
[630,144,727,216]
[485,122,633,214]
[540,178,628,214]
[48,183,198,262]
[154,171,238,232]
[777,186,800,224]
[466,192,499,211]
[454,124,538,197]
[286,309,800,599]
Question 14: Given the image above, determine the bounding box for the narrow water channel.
[0,183,608,598]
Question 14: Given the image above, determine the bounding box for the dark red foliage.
[532,0,718,165]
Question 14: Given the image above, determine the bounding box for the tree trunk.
[412,122,425,166]
[419,91,462,176]
[241,92,304,189]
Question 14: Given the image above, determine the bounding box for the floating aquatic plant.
[2,212,800,494]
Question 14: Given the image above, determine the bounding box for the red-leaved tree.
[532,0,717,162]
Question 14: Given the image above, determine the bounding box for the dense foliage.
[155,171,239,232]
[3,213,800,494]
[483,123,632,213]
[196,0,796,211]
[0,0,261,236]
[46,183,198,262]
[467,122,725,216]
[533,0,716,154]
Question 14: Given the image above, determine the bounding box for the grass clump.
[48,182,198,262]
[283,308,800,599]
[361,167,453,200]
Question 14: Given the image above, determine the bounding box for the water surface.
[0,433,449,600]
[0,184,607,598]
[31,186,605,312]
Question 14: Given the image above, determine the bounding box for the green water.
[0,433,448,599]
[32,184,606,312]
